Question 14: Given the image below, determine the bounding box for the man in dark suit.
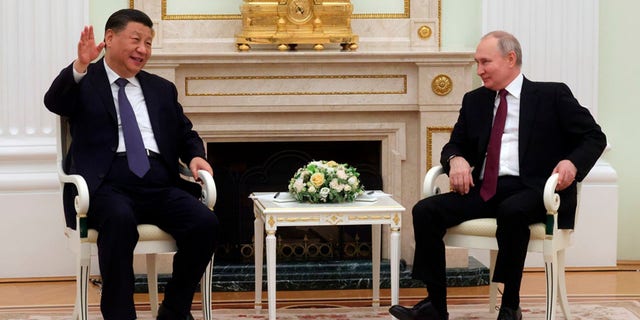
[389,31,606,320]
[44,9,218,320]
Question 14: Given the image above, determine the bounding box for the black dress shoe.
[157,304,194,320]
[497,306,522,320]
[388,299,448,320]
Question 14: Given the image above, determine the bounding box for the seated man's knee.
[191,207,220,238]
[92,202,138,233]
[412,197,439,225]
[495,208,531,232]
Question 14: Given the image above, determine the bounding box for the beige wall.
[599,1,640,261]
[89,0,639,260]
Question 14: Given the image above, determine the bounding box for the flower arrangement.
[288,160,365,203]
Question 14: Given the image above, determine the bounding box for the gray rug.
[1,301,639,319]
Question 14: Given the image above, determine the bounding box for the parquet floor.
[1,264,639,311]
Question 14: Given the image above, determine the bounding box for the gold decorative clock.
[236,0,358,51]
[287,0,313,24]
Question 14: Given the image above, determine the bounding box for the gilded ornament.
[431,74,453,96]
[268,216,276,229]
[393,213,400,226]
[236,0,358,51]
[418,25,432,39]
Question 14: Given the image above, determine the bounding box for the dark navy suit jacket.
[440,77,606,229]
[44,58,206,228]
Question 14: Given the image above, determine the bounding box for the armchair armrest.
[543,173,560,236]
[57,165,90,238]
[179,165,217,210]
[422,165,445,198]
[198,170,217,210]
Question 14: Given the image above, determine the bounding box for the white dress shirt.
[73,60,160,154]
[481,73,523,178]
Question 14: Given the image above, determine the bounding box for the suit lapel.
[518,77,539,163]
[137,72,164,150]
[88,59,118,123]
[479,88,497,154]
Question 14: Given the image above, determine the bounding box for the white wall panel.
[0,0,89,278]
[483,0,599,115]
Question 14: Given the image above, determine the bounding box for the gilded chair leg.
[76,264,89,320]
[76,243,91,320]
[201,254,214,320]
[147,254,159,317]
[544,252,559,320]
[557,250,572,319]
[488,250,499,313]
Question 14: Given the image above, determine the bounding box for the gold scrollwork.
[157,0,415,20]
[348,215,391,220]
[417,25,432,39]
[426,126,453,170]
[268,216,276,229]
[431,74,453,96]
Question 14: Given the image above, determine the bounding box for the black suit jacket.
[441,77,606,229]
[44,59,206,228]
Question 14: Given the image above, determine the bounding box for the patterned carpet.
[1,301,639,319]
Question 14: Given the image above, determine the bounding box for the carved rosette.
[431,74,453,96]
[417,25,432,40]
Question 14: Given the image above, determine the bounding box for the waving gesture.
[73,26,105,73]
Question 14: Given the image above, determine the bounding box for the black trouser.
[411,176,545,310]
[88,157,219,320]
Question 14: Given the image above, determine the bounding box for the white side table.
[251,191,405,320]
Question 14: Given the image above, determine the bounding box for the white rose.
[337,170,348,180]
[329,179,343,191]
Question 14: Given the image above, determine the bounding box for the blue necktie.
[115,78,150,178]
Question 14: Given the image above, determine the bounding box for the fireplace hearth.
[208,141,383,262]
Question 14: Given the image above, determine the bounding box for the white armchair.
[423,165,576,320]
[56,117,217,320]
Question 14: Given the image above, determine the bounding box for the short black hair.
[104,9,153,33]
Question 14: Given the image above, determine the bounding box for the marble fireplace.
[208,140,384,262]
[133,0,476,274]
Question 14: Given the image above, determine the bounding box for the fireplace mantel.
[143,48,475,265]
[131,0,473,267]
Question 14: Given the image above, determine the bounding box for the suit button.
[98,174,105,179]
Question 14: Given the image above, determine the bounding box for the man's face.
[104,22,153,78]
[474,36,518,91]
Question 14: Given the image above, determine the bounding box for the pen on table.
[274,192,280,198]
[367,190,375,195]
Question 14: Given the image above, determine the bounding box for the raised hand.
[73,25,105,73]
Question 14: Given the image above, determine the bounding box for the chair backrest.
[57,116,71,175]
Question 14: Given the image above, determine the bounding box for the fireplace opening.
[207,141,383,263]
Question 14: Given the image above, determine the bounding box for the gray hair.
[482,31,522,66]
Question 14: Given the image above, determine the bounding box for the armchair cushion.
[446,219,546,240]
[87,224,174,243]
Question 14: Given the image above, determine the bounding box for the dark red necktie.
[480,89,508,201]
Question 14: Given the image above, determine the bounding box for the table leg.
[371,224,381,307]
[266,229,277,320]
[390,226,401,306]
[254,213,264,310]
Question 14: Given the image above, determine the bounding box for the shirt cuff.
[72,66,87,83]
